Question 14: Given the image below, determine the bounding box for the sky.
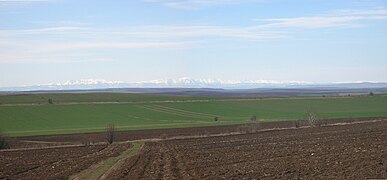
[1,0,387,87]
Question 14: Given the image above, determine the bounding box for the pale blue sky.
[1,0,387,87]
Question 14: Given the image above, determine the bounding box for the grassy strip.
[84,142,143,180]
[6,121,243,137]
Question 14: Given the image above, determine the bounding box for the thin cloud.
[0,25,284,64]
[0,50,115,64]
[0,27,87,36]
[0,0,56,11]
[0,0,53,2]
[110,25,286,40]
[1,8,387,64]
[0,25,287,41]
[31,20,91,26]
[145,0,260,10]
[254,8,387,29]
[34,41,188,52]
[0,40,189,63]
[256,16,366,29]
[331,8,387,16]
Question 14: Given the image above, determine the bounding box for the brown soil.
[107,120,387,179]
[6,140,81,150]
[0,143,131,179]
[17,117,386,144]
[2,117,387,179]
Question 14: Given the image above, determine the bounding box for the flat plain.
[1,93,387,136]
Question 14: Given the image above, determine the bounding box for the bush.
[106,124,115,144]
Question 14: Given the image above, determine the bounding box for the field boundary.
[126,118,387,143]
[5,118,386,152]
[70,142,144,180]
[5,121,233,136]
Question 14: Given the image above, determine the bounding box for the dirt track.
[107,120,387,179]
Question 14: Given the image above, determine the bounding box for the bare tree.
[251,115,257,122]
[106,124,115,144]
[306,109,320,127]
[48,98,54,104]
[249,115,259,133]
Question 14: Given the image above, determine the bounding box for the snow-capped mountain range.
[1,77,387,91]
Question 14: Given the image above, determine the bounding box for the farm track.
[153,105,222,118]
[137,105,209,119]
[138,104,228,120]
[107,120,387,179]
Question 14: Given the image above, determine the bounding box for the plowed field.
[0,143,131,179]
[107,120,387,179]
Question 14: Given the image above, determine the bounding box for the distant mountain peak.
[44,79,124,86]
[138,77,311,86]
[1,77,387,91]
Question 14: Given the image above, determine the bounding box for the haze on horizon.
[1,0,387,88]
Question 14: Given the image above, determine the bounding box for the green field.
[1,94,387,137]
[0,92,270,105]
[0,93,210,104]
